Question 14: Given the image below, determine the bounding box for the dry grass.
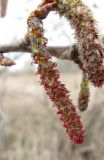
[0,72,104,160]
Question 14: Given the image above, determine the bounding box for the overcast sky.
[0,0,104,71]
[2,0,104,45]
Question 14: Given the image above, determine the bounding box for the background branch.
[0,0,8,17]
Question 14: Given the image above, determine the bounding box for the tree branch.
[0,40,81,65]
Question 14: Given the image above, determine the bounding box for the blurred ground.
[0,69,104,160]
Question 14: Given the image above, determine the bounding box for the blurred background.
[0,0,104,160]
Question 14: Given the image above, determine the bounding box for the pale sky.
[0,0,104,71]
[1,0,104,45]
[4,0,104,44]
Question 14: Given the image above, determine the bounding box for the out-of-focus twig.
[0,54,15,66]
[0,0,8,17]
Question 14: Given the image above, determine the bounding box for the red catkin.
[27,12,85,144]
[57,0,104,87]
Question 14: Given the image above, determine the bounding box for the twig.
[0,41,81,65]
[0,0,8,17]
[0,53,15,66]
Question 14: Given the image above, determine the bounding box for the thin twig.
[0,41,81,64]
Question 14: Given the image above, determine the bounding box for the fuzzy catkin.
[57,0,104,87]
[27,14,85,144]
[78,73,90,111]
